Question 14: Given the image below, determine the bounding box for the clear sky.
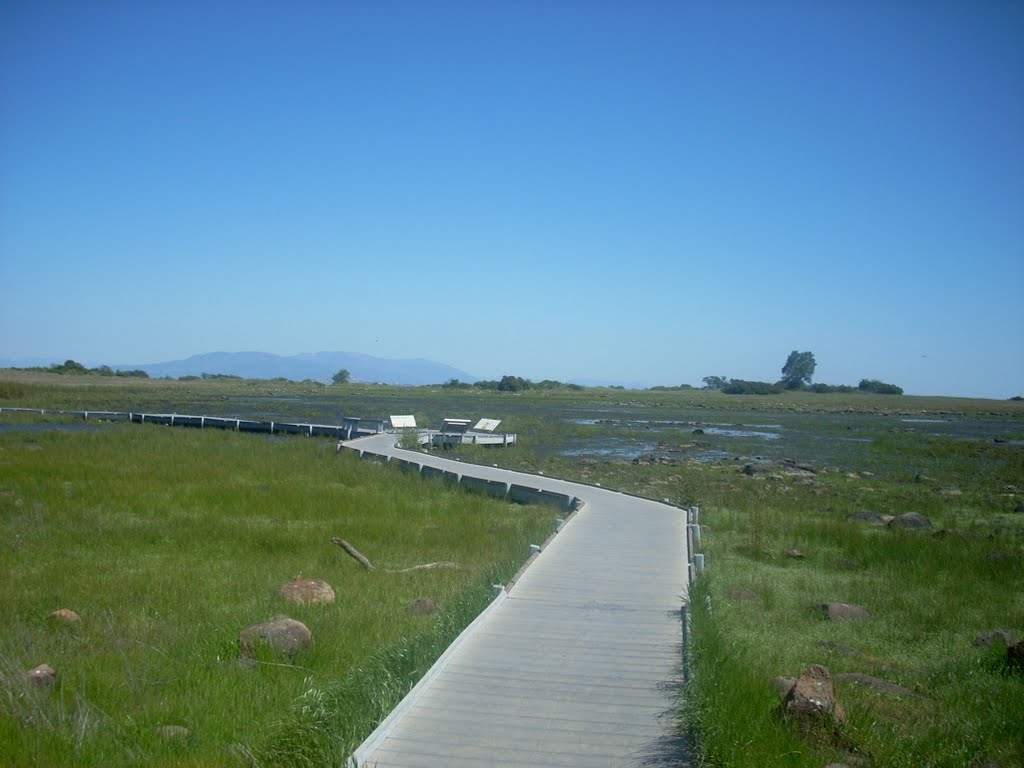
[2,1,1021,398]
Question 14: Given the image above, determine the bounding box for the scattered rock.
[407,597,438,615]
[915,472,936,483]
[633,452,656,465]
[773,675,797,696]
[156,725,190,740]
[846,511,888,525]
[887,512,933,531]
[239,616,313,657]
[818,640,862,656]
[279,578,335,605]
[691,428,705,435]
[26,664,56,687]
[823,603,871,621]
[781,458,818,474]
[834,672,916,696]
[974,630,1016,647]
[779,664,845,733]
[785,548,805,559]
[940,487,962,496]
[728,588,759,601]
[1009,640,1024,673]
[47,608,81,624]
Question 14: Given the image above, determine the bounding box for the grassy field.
[0,418,555,766]
[3,372,1023,766]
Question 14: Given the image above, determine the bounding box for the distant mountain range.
[1,351,478,386]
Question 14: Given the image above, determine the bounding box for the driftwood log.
[331,537,458,573]
[331,538,375,571]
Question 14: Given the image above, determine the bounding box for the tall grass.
[0,423,554,765]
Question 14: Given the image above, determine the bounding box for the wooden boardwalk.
[348,434,690,768]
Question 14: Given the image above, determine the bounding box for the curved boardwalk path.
[347,433,691,768]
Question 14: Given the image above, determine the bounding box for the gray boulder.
[240,616,313,657]
[888,512,933,531]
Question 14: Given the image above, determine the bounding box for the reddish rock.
[279,578,335,605]
[780,664,845,734]
[47,609,81,624]
[26,664,56,687]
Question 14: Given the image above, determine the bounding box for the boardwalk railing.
[0,407,386,440]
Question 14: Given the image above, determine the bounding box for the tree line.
[701,351,903,395]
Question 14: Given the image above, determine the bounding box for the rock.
[888,512,933,531]
[785,548,805,559]
[47,608,81,624]
[1009,640,1024,673]
[239,616,313,657]
[974,630,1016,647]
[834,672,916,696]
[692,428,705,435]
[26,664,56,687]
[818,640,862,656]
[407,597,438,615]
[156,725,190,740]
[779,664,845,733]
[633,451,656,465]
[846,511,888,525]
[728,588,759,601]
[773,676,797,696]
[279,578,335,605]
[823,603,870,621]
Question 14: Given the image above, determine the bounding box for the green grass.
[4,372,1024,766]
[0,422,554,765]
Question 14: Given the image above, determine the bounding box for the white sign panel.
[473,418,502,432]
[390,415,417,429]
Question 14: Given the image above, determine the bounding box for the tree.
[702,375,729,390]
[497,375,530,392]
[780,350,816,389]
[331,369,351,385]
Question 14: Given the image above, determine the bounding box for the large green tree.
[780,350,816,389]
[331,368,351,385]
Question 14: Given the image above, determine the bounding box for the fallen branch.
[330,537,459,573]
[331,537,376,571]
[393,562,459,573]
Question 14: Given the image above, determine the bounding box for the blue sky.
[2,1,1021,398]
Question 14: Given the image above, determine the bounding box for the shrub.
[858,378,904,395]
[722,379,783,395]
[808,383,856,393]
